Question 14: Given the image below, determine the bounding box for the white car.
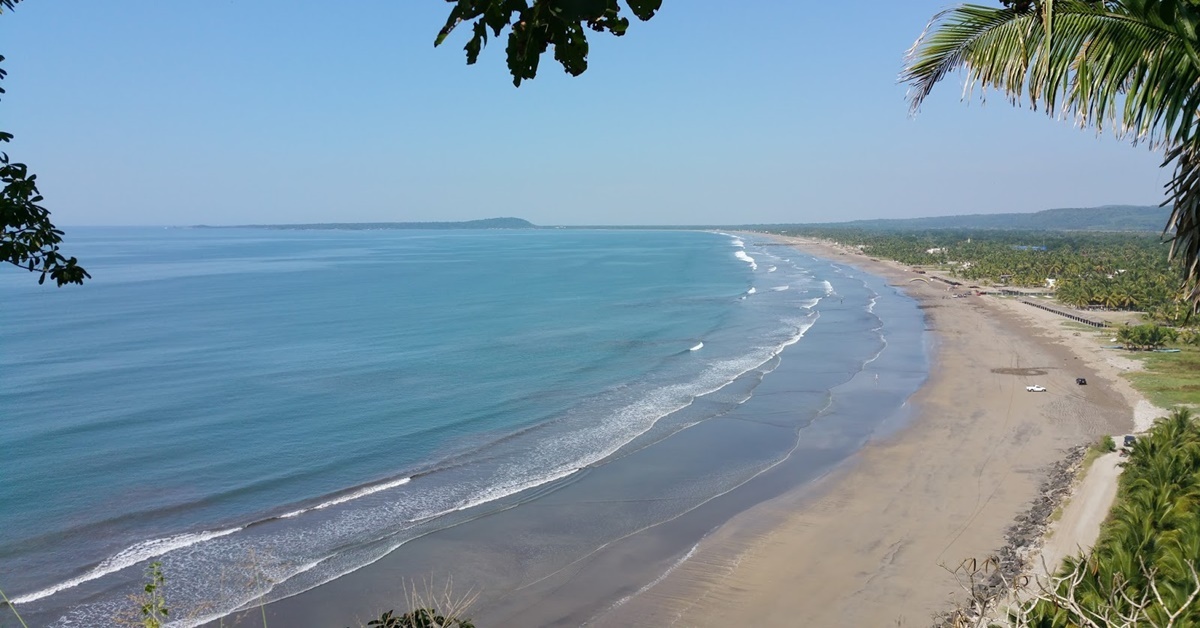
[1026,385,1047,392]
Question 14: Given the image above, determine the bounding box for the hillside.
[788,205,1169,232]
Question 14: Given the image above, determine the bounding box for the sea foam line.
[280,477,412,518]
[597,541,702,619]
[11,527,243,604]
[18,477,415,606]
[734,250,757,271]
[37,312,823,622]
[234,316,823,620]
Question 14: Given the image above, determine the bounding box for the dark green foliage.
[775,228,1192,323]
[435,0,661,86]
[1101,434,1117,452]
[1117,323,1179,350]
[794,205,1170,232]
[362,608,475,628]
[0,50,88,286]
[903,1,1200,314]
[1023,408,1200,625]
[138,562,169,628]
[0,152,90,287]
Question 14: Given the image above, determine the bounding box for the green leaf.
[434,5,465,47]
[556,0,609,20]
[626,0,661,21]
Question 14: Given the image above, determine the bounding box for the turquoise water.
[1,228,909,626]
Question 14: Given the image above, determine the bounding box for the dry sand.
[594,238,1143,627]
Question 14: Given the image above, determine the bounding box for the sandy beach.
[595,237,1142,627]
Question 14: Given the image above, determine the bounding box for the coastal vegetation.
[903,0,1200,313]
[777,205,1168,233]
[1124,348,1200,409]
[945,410,1200,626]
[773,228,1195,325]
[1017,408,1200,626]
[1116,324,1179,351]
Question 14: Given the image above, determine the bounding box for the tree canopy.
[1,0,88,286]
[0,53,88,286]
[902,0,1200,313]
[434,0,661,86]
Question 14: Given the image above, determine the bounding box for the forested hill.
[784,205,1169,232]
[198,217,536,230]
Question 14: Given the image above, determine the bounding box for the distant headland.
[191,217,536,230]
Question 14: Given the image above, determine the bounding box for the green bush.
[1025,408,1200,625]
[364,609,475,628]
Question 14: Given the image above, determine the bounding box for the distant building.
[1045,278,1057,289]
[926,247,944,255]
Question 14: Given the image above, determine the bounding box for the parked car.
[1026,385,1047,392]
[1076,377,1087,385]
[1124,434,1137,448]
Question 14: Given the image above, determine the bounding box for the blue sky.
[1,1,1167,226]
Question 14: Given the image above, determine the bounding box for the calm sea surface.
[0,228,926,626]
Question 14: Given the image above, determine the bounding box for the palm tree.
[901,0,1200,313]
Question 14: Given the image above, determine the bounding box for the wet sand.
[594,237,1135,627]
[235,235,931,628]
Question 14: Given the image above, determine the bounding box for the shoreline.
[220,233,930,628]
[593,236,1138,626]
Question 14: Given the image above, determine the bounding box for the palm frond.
[903,2,1200,147]
[902,0,1200,311]
[1163,145,1200,312]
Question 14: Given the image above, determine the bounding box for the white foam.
[604,541,702,614]
[767,266,777,272]
[746,287,756,295]
[263,321,816,622]
[19,479,415,607]
[734,251,757,270]
[689,342,704,352]
[280,477,412,518]
[29,302,829,625]
[312,477,411,511]
[800,298,820,309]
[11,527,242,604]
[822,280,834,295]
[731,239,745,248]
[770,286,789,292]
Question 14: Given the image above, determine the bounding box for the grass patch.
[1074,436,1116,492]
[1059,320,1101,332]
[1048,437,1115,531]
[1123,346,1200,408]
[1047,505,1065,526]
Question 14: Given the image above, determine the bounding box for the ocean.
[0,228,927,626]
